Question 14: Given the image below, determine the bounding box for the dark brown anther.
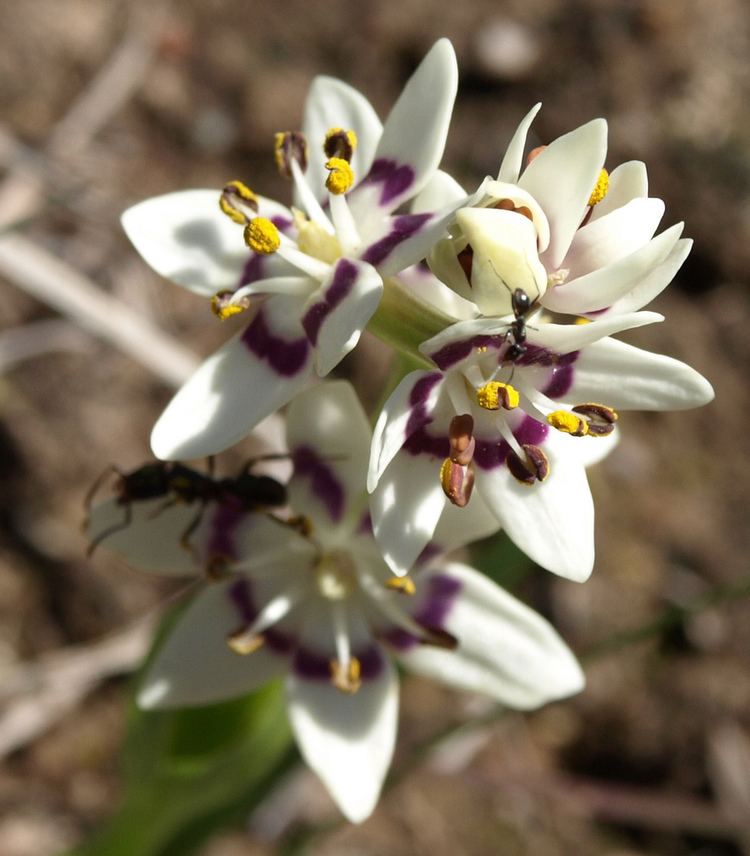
[449,414,475,466]
[440,458,475,507]
[572,403,618,437]
[274,131,308,178]
[457,245,474,281]
[323,128,356,162]
[506,443,550,486]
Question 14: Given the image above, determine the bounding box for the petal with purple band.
[397,562,585,708]
[151,295,314,460]
[472,416,548,471]
[122,190,292,296]
[137,581,287,709]
[360,213,431,273]
[287,381,371,534]
[286,656,398,823]
[348,38,458,227]
[420,318,508,371]
[564,197,666,281]
[543,223,684,314]
[496,102,542,184]
[368,370,445,493]
[301,258,383,376]
[519,118,608,270]
[589,160,648,222]
[563,337,715,410]
[475,431,595,582]
[300,75,383,207]
[371,451,447,577]
[528,310,664,357]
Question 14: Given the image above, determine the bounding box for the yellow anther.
[211,291,248,321]
[547,410,589,436]
[244,217,280,254]
[219,180,258,224]
[385,576,416,595]
[324,127,358,161]
[226,628,265,655]
[476,381,520,411]
[325,157,354,195]
[274,131,308,178]
[574,316,592,325]
[588,168,609,206]
[330,657,361,694]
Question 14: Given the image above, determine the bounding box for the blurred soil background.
[0,0,748,854]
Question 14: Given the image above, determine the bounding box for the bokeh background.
[0,1,748,854]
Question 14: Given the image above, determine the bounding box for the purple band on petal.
[228,578,294,654]
[206,498,246,560]
[359,158,415,207]
[542,363,575,399]
[516,345,579,368]
[405,372,443,437]
[429,334,506,371]
[384,572,463,652]
[301,258,358,346]
[403,426,450,459]
[292,445,345,523]
[361,213,431,268]
[292,643,384,681]
[473,416,549,470]
[241,306,310,377]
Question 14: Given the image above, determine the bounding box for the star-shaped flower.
[86,382,584,822]
[122,40,463,460]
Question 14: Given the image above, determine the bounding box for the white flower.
[366,106,715,583]
[122,40,463,461]
[87,382,584,823]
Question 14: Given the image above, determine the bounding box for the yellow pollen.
[325,157,354,195]
[210,292,247,321]
[547,410,589,436]
[244,217,280,254]
[219,180,258,224]
[476,381,520,411]
[226,629,265,655]
[588,168,609,206]
[330,657,361,694]
[273,132,286,174]
[574,316,592,325]
[386,576,416,595]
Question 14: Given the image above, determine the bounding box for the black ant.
[504,288,532,362]
[84,457,288,558]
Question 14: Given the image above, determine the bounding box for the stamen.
[244,217,281,254]
[440,457,475,508]
[330,656,361,694]
[547,409,589,437]
[572,402,618,437]
[385,576,416,595]
[476,381,520,411]
[323,127,357,162]
[587,168,609,207]
[219,180,259,225]
[448,413,475,466]
[274,130,308,178]
[325,157,354,195]
[507,443,550,485]
[226,628,265,655]
[211,290,251,320]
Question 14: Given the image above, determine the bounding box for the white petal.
[529,310,664,355]
[371,452,447,576]
[411,170,467,213]
[151,295,314,459]
[497,103,542,184]
[519,118,608,269]
[607,238,692,315]
[566,338,715,410]
[121,190,292,296]
[564,197,665,281]
[85,497,203,575]
[286,656,398,823]
[300,75,383,207]
[428,490,500,558]
[368,370,445,492]
[590,160,648,222]
[301,258,383,376]
[138,580,287,708]
[349,38,458,221]
[543,223,683,314]
[476,432,595,581]
[395,264,477,321]
[286,381,371,534]
[398,562,584,707]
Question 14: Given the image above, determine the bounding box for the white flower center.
[314,549,357,600]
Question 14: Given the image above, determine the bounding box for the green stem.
[367,275,455,367]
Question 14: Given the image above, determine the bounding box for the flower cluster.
[91,38,713,822]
